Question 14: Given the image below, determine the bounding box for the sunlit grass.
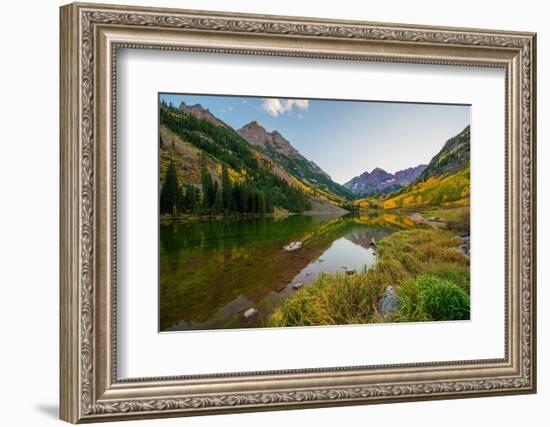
[421,206,469,221]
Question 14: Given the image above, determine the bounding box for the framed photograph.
[60,2,537,423]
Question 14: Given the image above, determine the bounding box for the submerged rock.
[243,308,258,319]
[275,283,287,292]
[284,241,302,251]
[378,286,400,316]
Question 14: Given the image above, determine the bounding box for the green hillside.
[420,125,470,180]
[261,147,353,199]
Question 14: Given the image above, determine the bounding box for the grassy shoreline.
[266,225,470,327]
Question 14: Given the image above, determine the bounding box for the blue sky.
[160,93,470,184]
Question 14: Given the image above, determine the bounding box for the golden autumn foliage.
[355,167,470,210]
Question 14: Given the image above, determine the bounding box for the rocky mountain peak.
[238,122,299,157]
[370,167,390,177]
[242,120,264,130]
[178,101,228,128]
[344,164,426,196]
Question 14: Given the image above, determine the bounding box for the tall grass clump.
[397,275,470,321]
[422,264,470,293]
[266,228,470,327]
[267,273,377,327]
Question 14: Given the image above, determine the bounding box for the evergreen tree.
[250,189,258,214]
[212,181,220,206]
[200,160,215,211]
[213,186,223,214]
[233,183,244,213]
[159,161,180,215]
[182,184,194,212]
[258,192,266,214]
[265,192,274,213]
[221,164,234,211]
[177,184,185,213]
[191,187,201,214]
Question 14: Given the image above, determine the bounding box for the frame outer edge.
[60,3,81,424]
[59,2,537,422]
[529,33,537,393]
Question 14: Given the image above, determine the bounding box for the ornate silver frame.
[60,2,537,423]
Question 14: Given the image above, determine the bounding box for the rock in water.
[284,241,302,251]
[243,308,258,319]
[292,282,304,290]
[275,283,287,292]
[378,286,400,316]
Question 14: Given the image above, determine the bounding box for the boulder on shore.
[243,308,258,319]
[457,235,470,257]
[284,241,302,251]
[378,286,400,316]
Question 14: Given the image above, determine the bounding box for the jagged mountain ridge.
[344,164,427,196]
[238,121,301,157]
[178,101,230,128]
[237,121,352,199]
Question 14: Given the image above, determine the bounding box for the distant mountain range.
[344,165,427,197]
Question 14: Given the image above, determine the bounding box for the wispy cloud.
[261,98,310,117]
[220,106,234,114]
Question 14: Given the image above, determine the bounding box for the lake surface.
[160,212,418,331]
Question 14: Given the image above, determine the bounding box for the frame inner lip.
[109,41,511,383]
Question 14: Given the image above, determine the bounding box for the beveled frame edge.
[59,2,537,423]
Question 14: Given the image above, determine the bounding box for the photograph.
[158,94,471,332]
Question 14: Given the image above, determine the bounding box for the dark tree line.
[160,159,312,216]
[160,161,201,215]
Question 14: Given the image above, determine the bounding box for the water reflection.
[160,213,417,331]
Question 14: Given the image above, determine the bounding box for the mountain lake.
[160,212,422,331]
